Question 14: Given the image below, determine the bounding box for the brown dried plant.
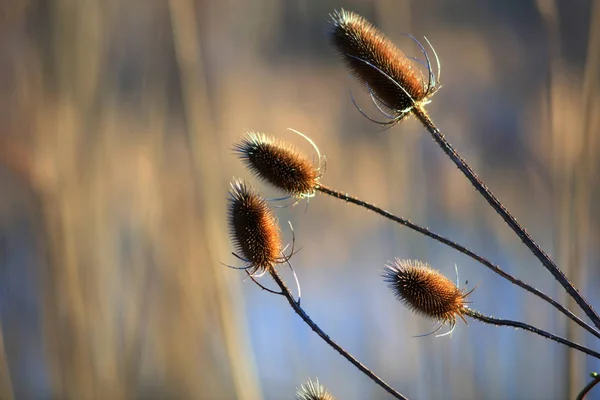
[226,178,407,399]
[227,179,282,276]
[330,9,439,124]
[234,131,323,199]
[224,8,600,400]
[329,8,600,332]
[383,259,471,330]
[296,378,337,400]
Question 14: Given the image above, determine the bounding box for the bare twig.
[315,184,600,340]
[267,268,408,400]
[463,309,600,359]
[411,104,600,330]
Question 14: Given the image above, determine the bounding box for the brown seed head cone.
[296,379,336,400]
[228,179,281,273]
[235,132,320,197]
[383,259,469,324]
[330,9,428,114]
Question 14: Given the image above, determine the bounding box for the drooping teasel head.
[383,259,471,326]
[227,179,282,275]
[330,9,439,122]
[234,131,324,198]
[296,378,336,400]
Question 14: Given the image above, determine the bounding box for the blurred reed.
[0,0,599,399]
[1,0,259,398]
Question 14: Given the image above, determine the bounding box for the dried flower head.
[296,378,336,400]
[330,9,439,123]
[234,131,324,198]
[227,179,282,275]
[383,259,472,327]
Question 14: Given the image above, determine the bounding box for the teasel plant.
[231,128,600,397]
[328,8,600,329]
[233,130,600,340]
[381,259,600,358]
[230,130,600,397]
[327,7,600,397]
[226,179,407,399]
[224,8,600,400]
[296,378,337,400]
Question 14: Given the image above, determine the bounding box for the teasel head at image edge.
[234,131,324,198]
[227,179,283,275]
[383,259,473,327]
[329,9,439,122]
[296,378,337,400]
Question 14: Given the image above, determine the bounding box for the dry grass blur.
[0,0,598,399]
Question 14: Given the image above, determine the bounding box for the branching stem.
[411,104,600,330]
[463,309,600,359]
[315,184,600,340]
[267,267,408,400]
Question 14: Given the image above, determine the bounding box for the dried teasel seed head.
[227,179,282,274]
[383,259,471,325]
[296,378,336,400]
[330,9,437,120]
[234,131,322,198]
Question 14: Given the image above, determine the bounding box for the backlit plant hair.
[234,130,324,199]
[330,9,439,124]
[383,259,471,335]
[235,130,600,340]
[296,378,337,400]
[227,179,284,275]
[226,179,406,399]
[383,260,600,358]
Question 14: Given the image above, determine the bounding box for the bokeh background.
[0,0,599,399]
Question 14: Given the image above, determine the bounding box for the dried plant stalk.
[330,8,600,331]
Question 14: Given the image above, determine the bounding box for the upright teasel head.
[296,378,336,400]
[227,179,283,275]
[383,259,473,330]
[234,130,324,199]
[330,9,440,124]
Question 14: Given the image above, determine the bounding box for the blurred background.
[0,0,598,399]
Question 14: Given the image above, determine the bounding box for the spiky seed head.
[383,259,470,325]
[296,379,336,400]
[330,9,432,118]
[227,179,281,274]
[235,132,321,197]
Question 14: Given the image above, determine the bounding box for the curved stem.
[267,268,408,400]
[315,184,600,340]
[411,105,600,330]
[463,308,600,359]
[576,373,600,400]
[0,322,14,400]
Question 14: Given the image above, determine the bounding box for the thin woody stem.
[411,104,600,330]
[315,184,600,340]
[463,309,600,359]
[576,373,600,400]
[267,267,408,400]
